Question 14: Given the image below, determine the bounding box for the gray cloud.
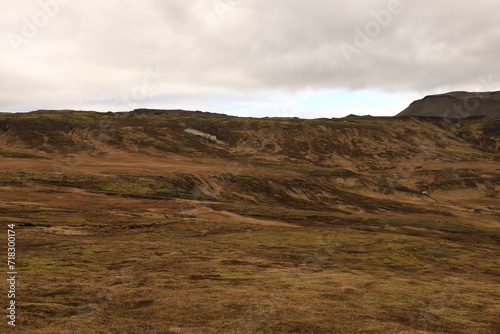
[1,0,499,113]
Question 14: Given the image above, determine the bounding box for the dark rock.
[397,91,500,119]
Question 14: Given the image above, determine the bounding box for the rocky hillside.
[397,91,500,119]
[0,109,499,223]
[1,107,499,333]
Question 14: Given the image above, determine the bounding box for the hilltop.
[0,107,499,333]
[397,91,500,119]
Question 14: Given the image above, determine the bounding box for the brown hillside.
[397,91,500,119]
[0,109,499,333]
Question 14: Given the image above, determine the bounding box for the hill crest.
[398,91,500,119]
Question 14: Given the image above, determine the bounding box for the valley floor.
[1,154,499,334]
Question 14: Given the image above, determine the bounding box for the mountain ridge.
[398,90,500,119]
[0,108,498,217]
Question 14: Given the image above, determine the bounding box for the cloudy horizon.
[1,0,499,118]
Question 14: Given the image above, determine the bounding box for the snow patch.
[184,128,226,145]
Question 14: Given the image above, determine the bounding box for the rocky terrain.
[0,101,499,333]
[397,91,500,119]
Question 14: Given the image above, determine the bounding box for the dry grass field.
[0,110,499,333]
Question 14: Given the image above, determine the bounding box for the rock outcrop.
[397,91,500,119]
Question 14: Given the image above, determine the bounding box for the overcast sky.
[1,0,499,118]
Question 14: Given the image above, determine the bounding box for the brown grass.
[0,112,499,333]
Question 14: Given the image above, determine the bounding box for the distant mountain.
[397,91,500,119]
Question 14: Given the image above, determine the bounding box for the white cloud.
[1,0,499,116]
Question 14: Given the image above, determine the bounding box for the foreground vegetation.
[0,110,499,333]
